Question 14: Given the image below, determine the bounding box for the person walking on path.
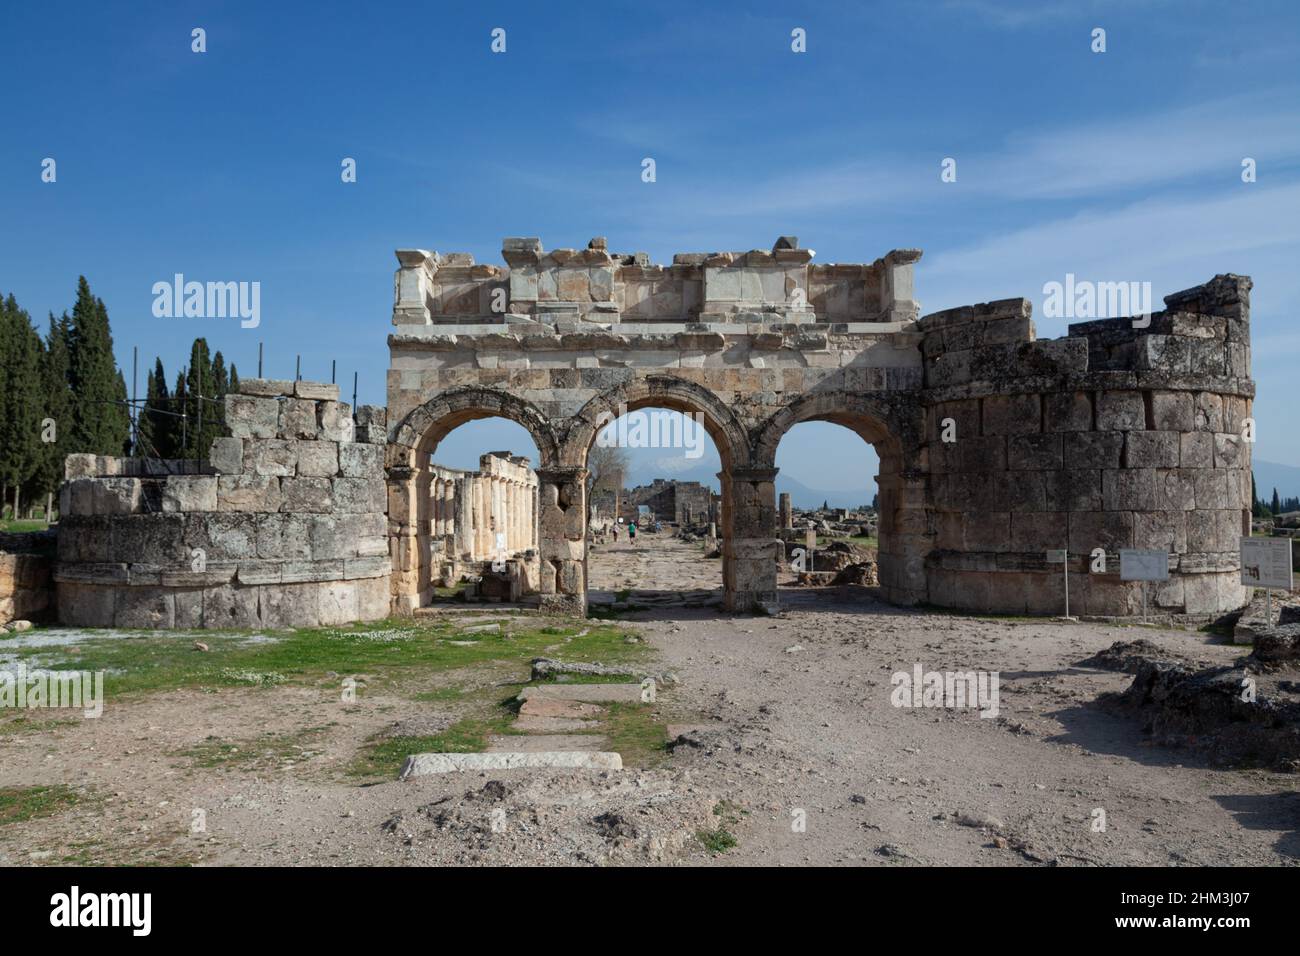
[628,520,637,545]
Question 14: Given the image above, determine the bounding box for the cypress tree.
[0,295,46,519]
[1272,488,1282,516]
[66,277,129,456]
[30,313,74,513]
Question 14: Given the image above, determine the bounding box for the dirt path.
[2,536,1295,866]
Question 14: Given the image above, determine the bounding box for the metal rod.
[296,355,301,381]
[332,359,336,384]
[258,341,263,378]
[131,346,138,456]
[353,371,358,411]
[1063,543,1070,618]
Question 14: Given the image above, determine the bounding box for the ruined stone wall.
[385,235,1255,620]
[626,479,715,524]
[920,276,1253,617]
[0,530,55,626]
[54,380,391,628]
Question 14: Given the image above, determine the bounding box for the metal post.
[296,355,301,381]
[1266,587,1272,628]
[353,371,358,411]
[1142,581,1147,624]
[332,359,336,384]
[1063,544,1070,619]
[131,346,139,456]
[258,342,263,378]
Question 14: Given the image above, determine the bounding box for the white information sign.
[1120,549,1169,582]
[1240,537,1294,590]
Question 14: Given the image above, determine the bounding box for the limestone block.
[209,437,244,475]
[355,404,386,428]
[225,394,280,439]
[259,582,320,629]
[1063,432,1123,469]
[281,477,334,514]
[319,402,355,442]
[957,436,1006,473]
[1124,431,1180,469]
[282,560,343,583]
[332,477,384,513]
[296,441,339,477]
[963,512,1011,552]
[161,476,218,513]
[1010,512,1067,551]
[174,589,204,628]
[115,588,175,629]
[1212,432,1245,469]
[357,576,390,620]
[56,582,116,626]
[356,424,387,445]
[1043,391,1092,432]
[217,476,281,512]
[338,442,384,478]
[1096,391,1146,431]
[203,584,261,628]
[318,581,359,625]
[61,478,97,516]
[1179,432,1213,468]
[1193,392,1224,431]
[239,378,294,397]
[186,512,258,562]
[1193,470,1231,510]
[400,752,621,777]
[982,394,1041,436]
[1150,392,1194,432]
[111,513,187,565]
[294,381,339,401]
[64,453,99,479]
[95,478,142,515]
[344,556,390,580]
[1102,468,1156,511]
[1133,510,1187,551]
[1040,468,1102,512]
[254,513,312,560]
[1152,469,1196,511]
[1068,510,1133,552]
[1007,434,1062,470]
[279,399,319,439]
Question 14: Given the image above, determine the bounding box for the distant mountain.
[623,459,873,510]
[1253,459,1300,505]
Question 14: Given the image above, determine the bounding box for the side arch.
[387,386,561,470]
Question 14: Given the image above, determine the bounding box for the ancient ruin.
[53,380,391,628]
[385,236,1254,620]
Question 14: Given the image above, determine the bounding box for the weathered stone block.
[1010,512,1066,551]
[982,394,1041,436]
[1068,511,1133,552]
[1096,390,1146,431]
[259,582,320,629]
[161,476,218,513]
[296,441,338,477]
[115,587,175,628]
[225,394,280,439]
[186,512,258,562]
[294,381,339,401]
[209,436,244,475]
[217,476,282,512]
[1007,433,1062,470]
[1044,469,1102,512]
[1150,391,1194,432]
[338,442,384,478]
[318,581,359,625]
[95,478,142,515]
[279,398,319,440]
[1063,432,1123,469]
[245,439,297,477]
[1043,391,1092,432]
[281,477,333,513]
[203,584,261,628]
[239,378,294,397]
[1179,432,1213,468]
[319,402,354,442]
[332,477,384,513]
[1212,432,1245,469]
[1124,431,1180,469]
[1103,468,1156,511]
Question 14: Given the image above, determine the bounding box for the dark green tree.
[0,295,46,519]
[66,277,129,456]
[1272,488,1282,516]
[29,313,75,514]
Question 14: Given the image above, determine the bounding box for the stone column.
[723,467,781,613]
[387,465,421,615]
[443,480,455,542]
[779,492,793,529]
[536,466,587,615]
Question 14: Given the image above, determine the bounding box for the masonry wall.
[920,276,1253,617]
[0,530,55,625]
[54,380,391,628]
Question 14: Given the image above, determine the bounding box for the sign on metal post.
[1240,537,1294,633]
[1120,549,1170,623]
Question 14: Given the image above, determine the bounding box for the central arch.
[754,390,931,605]
[564,375,772,612]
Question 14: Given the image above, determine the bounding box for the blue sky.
[3,0,1298,500]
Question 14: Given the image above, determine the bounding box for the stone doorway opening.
[387,395,553,614]
[582,403,727,614]
[755,392,929,608]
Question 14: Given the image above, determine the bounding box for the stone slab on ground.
[512,714,601,732]
[486,734,609,753]
[518,683,646,704]
[399,751,622,778]
[519,697,605,719]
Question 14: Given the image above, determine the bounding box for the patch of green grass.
[696,826,737,853]
[536,672,640,685]
[11,618,646,701]
[599,701,669,769]
[0,518,50,533]
[177,725,331,770]
[0,714,79,737]
[0,784,84,826]
[412,685,468,703]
